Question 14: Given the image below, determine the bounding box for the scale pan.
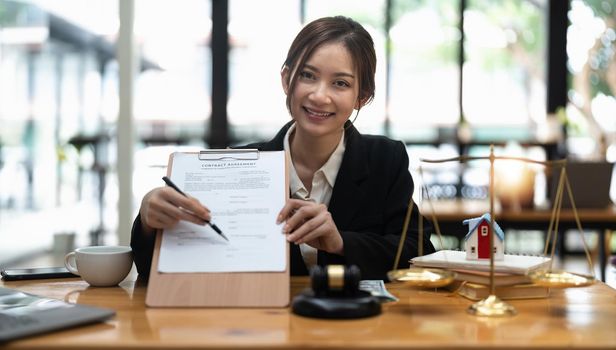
[528,269,595,288]
[388,267,456,288]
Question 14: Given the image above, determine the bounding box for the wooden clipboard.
[146,150,290,307]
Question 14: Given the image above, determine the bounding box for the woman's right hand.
[139,187,211,235]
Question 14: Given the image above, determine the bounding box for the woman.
[131,16,434,280]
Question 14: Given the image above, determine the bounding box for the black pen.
[162,176,229,241]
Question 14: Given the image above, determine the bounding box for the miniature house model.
[463,213,505,260]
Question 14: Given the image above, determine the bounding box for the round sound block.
[291,289,381,319]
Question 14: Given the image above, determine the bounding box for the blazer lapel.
[328,123,369,228]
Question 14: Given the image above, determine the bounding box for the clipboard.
[146,149,290,307]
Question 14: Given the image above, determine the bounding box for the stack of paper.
[412,250,553,300]
[447,281,550,301]
[411,250,551,275]
[449,269,531,287]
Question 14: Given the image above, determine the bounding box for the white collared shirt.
[283,123,346,269]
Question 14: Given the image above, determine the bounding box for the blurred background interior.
[0,0,614,285]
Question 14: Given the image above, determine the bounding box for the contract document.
[158,150,287,273]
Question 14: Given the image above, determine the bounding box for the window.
[465,0,548,129]
[481,225,488,236]
[566,0,616,159]
[223,0,551,142]
[0,0,120,253]
[390,0,460,139]
[135,0,211,144]
[228,0,300,140]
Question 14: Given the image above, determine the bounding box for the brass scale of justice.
[387,145,595,317]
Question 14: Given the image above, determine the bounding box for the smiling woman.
[282,42,362,151]
[131,16,435,281]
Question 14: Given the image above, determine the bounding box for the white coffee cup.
[64,246,133,287]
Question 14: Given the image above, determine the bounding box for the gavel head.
[310,265,361,297]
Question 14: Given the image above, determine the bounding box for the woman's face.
[282,42,361,139]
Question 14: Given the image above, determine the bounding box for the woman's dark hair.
[282,16,376,113]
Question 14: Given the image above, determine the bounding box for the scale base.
[467,295,516,317]
[291,289,381,319]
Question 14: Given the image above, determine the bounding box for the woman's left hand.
[277,198,344,255]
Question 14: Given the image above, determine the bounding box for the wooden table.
[421,199,616,281]
[2,275,616,349]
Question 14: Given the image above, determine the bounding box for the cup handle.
[64,252,80,276]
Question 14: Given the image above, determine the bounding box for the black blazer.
[130,121,434,280]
